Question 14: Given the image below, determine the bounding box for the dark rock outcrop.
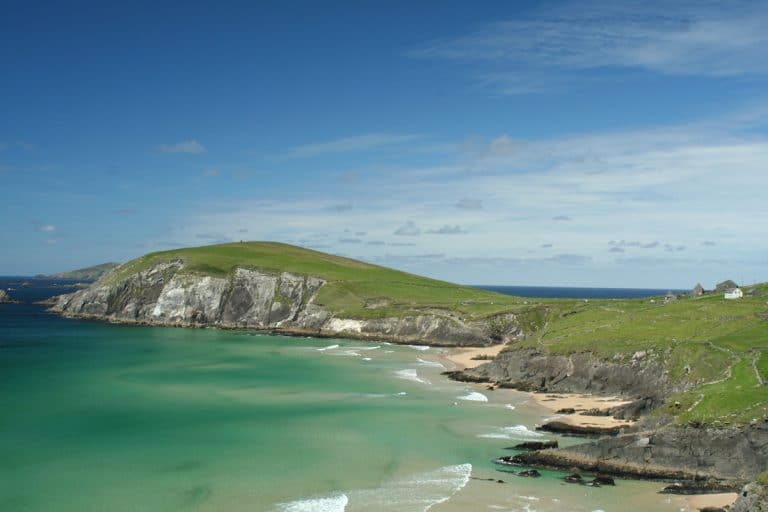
[0,290,18,304]
[536,420,628,437]
[508,440,559,451]
[509,421,768,482]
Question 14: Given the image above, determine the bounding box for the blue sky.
[2,0,767,287]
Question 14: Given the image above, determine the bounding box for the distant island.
[36,262,120,281]
[47,241,768,509]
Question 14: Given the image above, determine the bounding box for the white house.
[724,288,743,300]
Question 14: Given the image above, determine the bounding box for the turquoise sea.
[0,279,695,511]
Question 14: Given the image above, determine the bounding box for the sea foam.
[275,493,348,512]
[347,463,472,511]
[417,358,445,369]
[394,369,429,384]
[458,392,488,402]
[317,344,340,352]
[478,425,544,440]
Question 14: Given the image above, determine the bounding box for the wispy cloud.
[455,198,483,210]
[394,221,421,237]
[286,133,420,158]
[158,139,206,154]
[427,225,467,235]
[411,1,768,93]
[39,224,56,232]
[325,203,354,212]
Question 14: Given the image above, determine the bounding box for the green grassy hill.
[101,241,531,319]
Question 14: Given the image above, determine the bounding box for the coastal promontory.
[50,242,524,346]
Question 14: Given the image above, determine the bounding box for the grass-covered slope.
[513,285,768,424]
[41,262,120,281]
[100,241,530,319]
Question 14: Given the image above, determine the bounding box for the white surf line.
[275,492,348,512]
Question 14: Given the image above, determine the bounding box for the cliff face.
[466,348,672,413]
[51,260,502,346]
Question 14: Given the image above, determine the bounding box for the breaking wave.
[478,425,544,440]
[416,358,445,369]
[457,392,488,402]
[274,464,471,512]
[394,369,430,384]
[348,463,472,511]
[275,493,348,512]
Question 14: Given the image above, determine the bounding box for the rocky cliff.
[510,422,768,482]
[51,260,503,346]
[458,347,768,482]
[0,289,17,303]
[463,347,672,417]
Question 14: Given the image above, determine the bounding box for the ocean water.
[0,279,693,511]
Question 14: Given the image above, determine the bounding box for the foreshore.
[439,344,741,511]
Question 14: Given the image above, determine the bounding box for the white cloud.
[165,106,768,287]
[158,139,206,154]
[39,224,56,232]
[286,133,420,158]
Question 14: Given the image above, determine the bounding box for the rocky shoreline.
[446,347,768,510]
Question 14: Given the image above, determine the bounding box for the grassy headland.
[100,241,533,320]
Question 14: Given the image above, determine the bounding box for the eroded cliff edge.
[51,260,510,346]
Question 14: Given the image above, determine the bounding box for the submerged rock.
[564,473,584,484]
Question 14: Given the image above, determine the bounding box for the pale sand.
[527,391,637,428]
[444,343,507,369]
[684,492,739,510]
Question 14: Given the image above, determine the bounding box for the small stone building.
[691,283,705,296]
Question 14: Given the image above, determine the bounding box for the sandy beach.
[683,492,739,510]
[443,343,508,369]
[527,391,637,428]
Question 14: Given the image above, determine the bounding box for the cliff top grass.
[513,286,768,424]
[100,241,536,320]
